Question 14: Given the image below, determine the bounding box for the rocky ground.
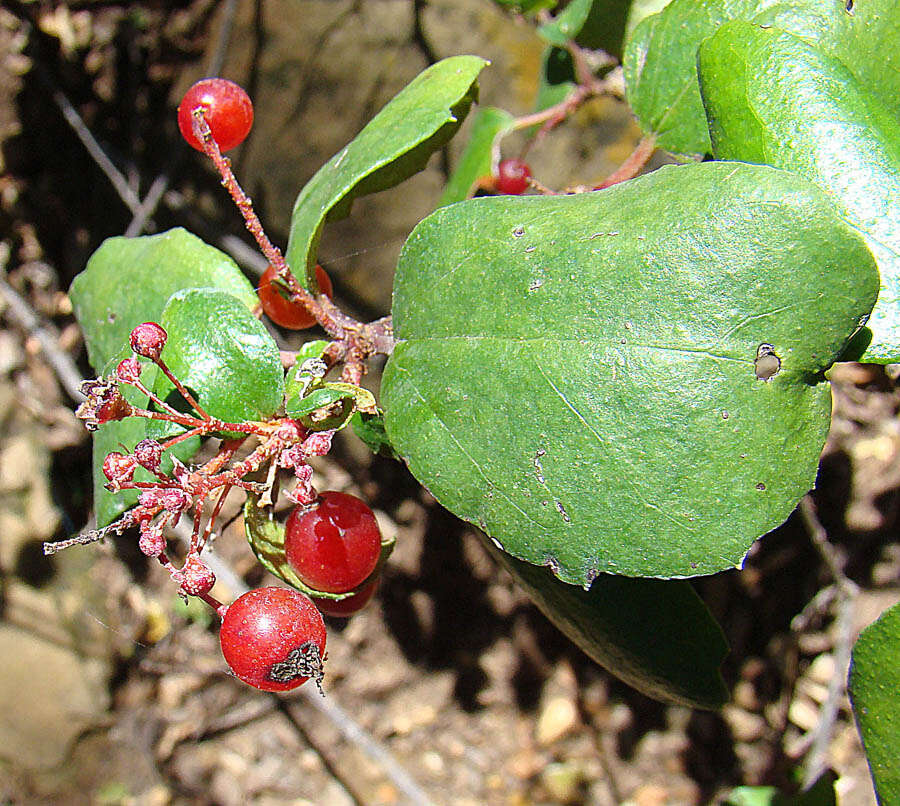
[1,2,897,804]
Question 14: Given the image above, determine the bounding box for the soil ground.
[0,3,897,805]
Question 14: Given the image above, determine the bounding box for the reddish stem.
[594,134,657,190]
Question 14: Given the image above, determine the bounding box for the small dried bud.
[287,463,317,505]
[115,357,143,384]
[178,556,216,596]
[77,379,133,431]
[102,451,137,487]
[138,522,166,557]
[130,322,167,360]
[301,430,334,458]
[134,438,163,471]
[159,488,192,514]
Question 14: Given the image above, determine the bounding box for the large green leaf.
[70,228,258,373]
[438,106,514,209]
[155,289,284,426]
[698,21,900,362]
[623,0,900,157]
[285,56,487,284]
[382,161,878,583]
[849,601,900,805]
[70,228,259,525]
[492,546,728,707]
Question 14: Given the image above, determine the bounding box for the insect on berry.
[130,322,167,360]
[284,491,382,594]
[177,78,254,153]
[258,264,333,330]
[219,587,326,692]
[495,158,532,195]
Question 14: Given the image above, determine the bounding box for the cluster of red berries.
[222,490,384,691]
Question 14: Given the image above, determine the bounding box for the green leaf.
[438,106,514,208]
[284,383,375,420]
[698,21,900,362]
[285,56,488,284]
[382,161,878,583]
[70,228,258,374]
[624,0,672,40]
[351,411,397,458]
[492,545,728,707]
[623,0,900,157]
[849,601,900,805]
[155,289,284,426]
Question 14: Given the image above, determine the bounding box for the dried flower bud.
[115,357,143,384]
[301,430,334,458]
[134,438,163,471]
[138,522,166,557]
[76,379,133,431]
[102,452,137,487]
[287,463,317,505]
[130,322,167,360]
[159,488,192,514]
[178,556,216,596]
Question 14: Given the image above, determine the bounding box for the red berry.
[219,587,326,692]
[177,78,253,153]
[258,264,333,330]
[314,576,379,618]
[495,158,532,195]
[284,492,382,594]
[130,322,167,360]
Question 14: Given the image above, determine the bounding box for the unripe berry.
[178,78,254,153]
[130,322,167,360]
[495,158,532,195]
[179,556,216,596]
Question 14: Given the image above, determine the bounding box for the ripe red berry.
[130,322,167,360]
[495,158,532,195]
[219,587,326,692]
[313,576,379,618]
[177,78,253,153]
[258,264,333,330]
[284,492,382,594]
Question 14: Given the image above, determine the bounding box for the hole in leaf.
[754,344,781,381]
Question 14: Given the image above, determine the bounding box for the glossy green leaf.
[70,228,257,525]
[70,228,258,374]
[284,383,375,419]
[382,161,878,583]
[724,772,836,805]
[624,0,672,40]
[623,0,900,156]
[491,545,728,707]
[438,106,514,208]
[849,601,900,804]
[155,289,284,426]
[285,56,487,284]
[699,21,900,362]
[244,493,394,599]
